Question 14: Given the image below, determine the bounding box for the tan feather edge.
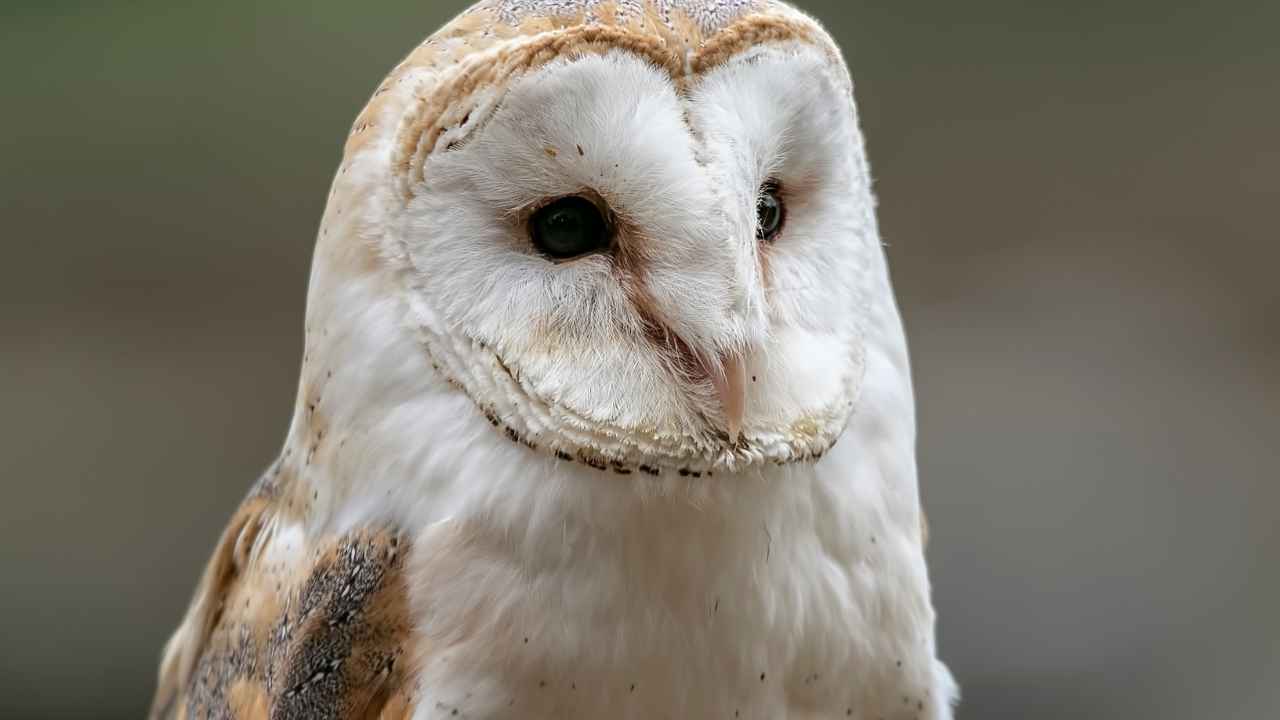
[150,496,271,720]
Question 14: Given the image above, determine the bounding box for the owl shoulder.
[150,475,420,719]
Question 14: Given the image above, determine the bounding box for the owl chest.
[403,510,940,720]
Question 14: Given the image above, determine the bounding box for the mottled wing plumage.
[150,484,418,720]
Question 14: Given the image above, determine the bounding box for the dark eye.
[757,180,785,242]
[529,196,611,260]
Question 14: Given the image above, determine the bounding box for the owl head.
[301,0,889,479]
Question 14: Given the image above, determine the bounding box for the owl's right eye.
[529,196,611,260]
[757,179,785,242]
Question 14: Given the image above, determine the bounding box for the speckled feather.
[151,482,418,720]
[486,0,761,30]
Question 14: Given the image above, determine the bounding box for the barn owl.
[150,1,957,718]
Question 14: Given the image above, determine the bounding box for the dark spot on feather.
[580,454,609,471]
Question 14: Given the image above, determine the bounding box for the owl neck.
[276,250,920,605]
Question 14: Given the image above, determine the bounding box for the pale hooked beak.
[709,353,747,443]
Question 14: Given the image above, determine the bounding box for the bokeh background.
[2,1,1276,717]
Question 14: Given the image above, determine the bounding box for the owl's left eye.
[529,196,611,260]
[757,180,785,242]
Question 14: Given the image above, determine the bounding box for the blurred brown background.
[2,1,1276,717]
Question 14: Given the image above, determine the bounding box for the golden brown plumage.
[151,478,418,720]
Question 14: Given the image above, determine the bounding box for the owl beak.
[709,352,747,443]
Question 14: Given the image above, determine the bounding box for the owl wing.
[150,479,418,720]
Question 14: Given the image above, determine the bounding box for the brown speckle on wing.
[150,496,417,720]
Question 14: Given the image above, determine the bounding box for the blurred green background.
[2,1,1277,718]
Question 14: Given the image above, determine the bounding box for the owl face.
[369,3,875,474]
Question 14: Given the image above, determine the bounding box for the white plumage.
[152,2,956,718]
